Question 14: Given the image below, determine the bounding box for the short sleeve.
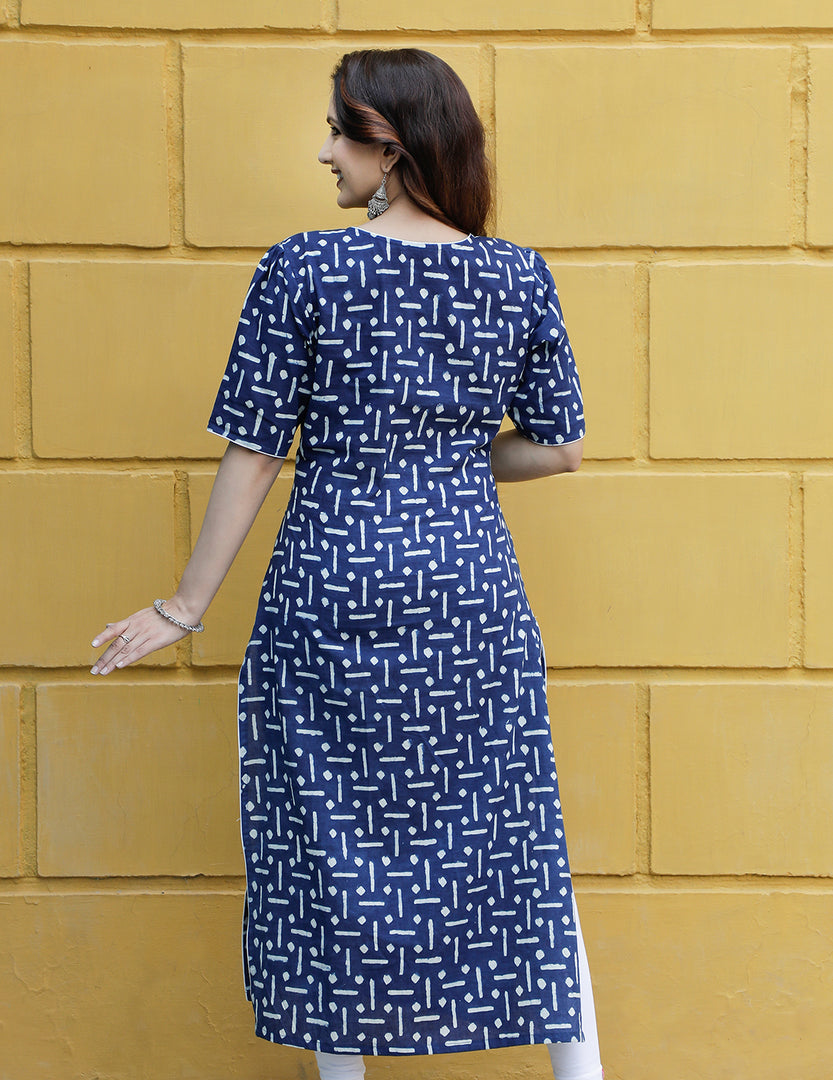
[507,253,585,446]
[207,243,315,458]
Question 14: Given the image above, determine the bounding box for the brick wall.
[2,3,833,1078]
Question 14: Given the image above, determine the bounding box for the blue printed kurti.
[208,227,585,1056]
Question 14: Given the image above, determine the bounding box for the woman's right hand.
[90,604,191,676]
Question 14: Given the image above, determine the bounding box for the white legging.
[546,899,603,1080]
[315,899,602,1080]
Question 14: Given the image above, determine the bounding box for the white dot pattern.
[208,227,585,1055]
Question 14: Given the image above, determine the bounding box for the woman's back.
[210,227,583,514]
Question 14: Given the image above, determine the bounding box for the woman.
[91,48,602,1080]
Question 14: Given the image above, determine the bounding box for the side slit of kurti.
[538,633,584,1045]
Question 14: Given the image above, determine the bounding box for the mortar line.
[163,35,186,251]
[0,457,295,473]
[633,262,650,461]
[12,260,33,459]
[322,0,338,34]
[480,42,498,238]
[1,668,242,683]
[788,473,805,668]
[636,0,652,36]
[0,877,247,895]
[648,28,833,43]
[3,873,832,895]
[572,875,833,891]
[634,683,651,875]
[0,245,290,262]
[549,668,833,682]
[2,459,825,474]
[789,44,810,248]
[173,469,193,668]
[6,26,833,45]
[9,244,833,263]
[6,665,832,681]
[18,684,37,877]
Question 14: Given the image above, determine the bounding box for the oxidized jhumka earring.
[367,171,390,219]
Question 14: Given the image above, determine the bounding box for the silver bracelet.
[153,598,205,634]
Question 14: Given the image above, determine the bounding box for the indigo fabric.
[208,227,585,1055]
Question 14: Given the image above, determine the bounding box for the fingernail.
[90,667,98,675]
[91,639,99,647]
[115,661,124,668]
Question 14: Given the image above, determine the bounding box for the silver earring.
[367,172,389,219]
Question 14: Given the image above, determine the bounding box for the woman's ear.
[381,143,401,171]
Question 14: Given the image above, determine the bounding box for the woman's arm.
[90,442,285,675]
[490,429,583,483]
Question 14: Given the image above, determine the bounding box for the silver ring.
[120,634,132,644]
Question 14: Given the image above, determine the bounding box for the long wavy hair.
[331,49,492,237]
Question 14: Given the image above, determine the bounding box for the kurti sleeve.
[507,252,585,446]
[207,243,315,458]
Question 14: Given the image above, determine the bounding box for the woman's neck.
[355,192,469,243]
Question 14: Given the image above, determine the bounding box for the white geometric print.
[208,227,586,1055]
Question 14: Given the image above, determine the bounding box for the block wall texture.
[2,5,832,1079]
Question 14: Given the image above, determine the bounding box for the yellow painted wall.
[2,3,833,1078]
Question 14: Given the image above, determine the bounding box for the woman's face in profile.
[318,96,388,211]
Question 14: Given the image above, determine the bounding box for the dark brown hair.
[331,49,492,237]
